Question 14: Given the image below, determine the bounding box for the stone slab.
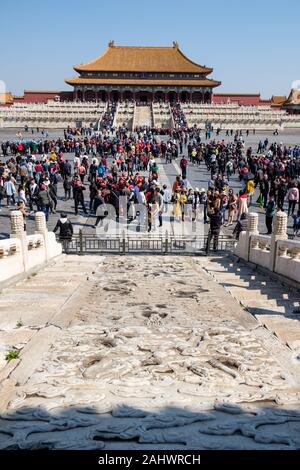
[256,315,300,352]
[10,325,61,385]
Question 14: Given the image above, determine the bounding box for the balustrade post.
[10,210,28,272]
[164,230,169,254]
[291,247,300,261]
[35,211,50,261]
[79,229,84,256]
[270,211,288,272]
[245,213,259,261]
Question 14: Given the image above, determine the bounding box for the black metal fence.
[58,231,236,256]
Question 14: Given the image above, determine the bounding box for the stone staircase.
[113,102,135,129]
[200,254,300,355]
[152,102,174,128]
[133,105,153,128]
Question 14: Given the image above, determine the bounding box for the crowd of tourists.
[1,125,300,248]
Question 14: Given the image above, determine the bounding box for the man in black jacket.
[93,190,106,228]
[54,213,73,253]
[206,209,223,254]
[72,177,87,215]
[53,213,73,241]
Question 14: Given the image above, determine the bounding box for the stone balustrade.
[0,238,23,283]
[0,238,21,258]
[249,235,271,269]
[275,240,300,282]
[235,211,300,285]
[0,211,62,286]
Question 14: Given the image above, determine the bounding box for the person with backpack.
[37,184,51,221]
[206,208,223,254]
[53,213,73,252]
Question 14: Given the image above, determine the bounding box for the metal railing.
[58,231,236,256]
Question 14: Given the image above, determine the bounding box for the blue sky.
[0,0,299,97]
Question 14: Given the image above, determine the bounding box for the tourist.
[162,184,171,213]
[180,155,188,179]
[17,185,27,205]
[180,189,188,222]
[292,211,300,239]
[37,184,51,221]
[4,176,16,206]
[93,191,106,228]
[265,194,277,235]
[156,187,164,227]
[63,176,72,201]
[237,190,248,221]
[206,208,223,254]
[28,178,39,212]
[233,212,248,240]
[53,212,73,251]
[277,178,287,212]
[225,189,237,227]
[72,177,87,216]
[16,201,28,231]
[287,183,299,217]
[137,188,147,231]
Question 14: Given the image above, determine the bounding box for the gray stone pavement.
[0,128,299,239]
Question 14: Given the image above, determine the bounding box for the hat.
[200,188,206,193]
[60,212,67,219]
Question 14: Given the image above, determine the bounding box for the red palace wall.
[212,93,270,106]
[13,90,74,103]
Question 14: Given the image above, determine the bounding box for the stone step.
[256,315,300,351]
[202,255,300,353]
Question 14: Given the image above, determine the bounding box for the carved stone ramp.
[0,255,300,450]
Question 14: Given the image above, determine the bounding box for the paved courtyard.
[0,128,299,239]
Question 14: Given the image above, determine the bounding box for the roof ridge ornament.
[108,40,115,47]
[173,41,179,49]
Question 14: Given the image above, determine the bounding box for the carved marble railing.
[27,234,44,250]
[249,234,271,269]
[0,238,23,283]
[0,238,21,259]
[0,211,62,286]
[275,240,300,282]
[235,211,300,285]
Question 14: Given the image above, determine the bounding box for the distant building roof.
[271,95,287,106]
[74,42,213,74]
[0,92,13,104]
[284,88,300,106]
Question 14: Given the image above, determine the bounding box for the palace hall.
[65,41,221,103]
